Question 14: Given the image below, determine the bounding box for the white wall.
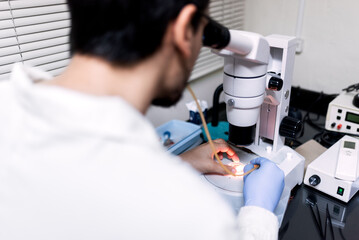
[146,70,223,127]
[244,0,359,94]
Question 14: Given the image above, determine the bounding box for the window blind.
[190,0,245,80]
[0,0,244,81]
[0,0,70,80]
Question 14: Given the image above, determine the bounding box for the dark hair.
[67,0,209,65]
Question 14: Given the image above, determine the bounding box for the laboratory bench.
[279,183,359,240]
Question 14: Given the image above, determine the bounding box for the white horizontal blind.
[190,0,245,80]
[0,0,70,81]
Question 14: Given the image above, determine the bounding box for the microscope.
[201,17,305,224]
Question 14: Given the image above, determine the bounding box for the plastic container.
[156,120,202,155]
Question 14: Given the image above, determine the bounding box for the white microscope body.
[202,30,305,224]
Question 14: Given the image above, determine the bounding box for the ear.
[172,4,198,59]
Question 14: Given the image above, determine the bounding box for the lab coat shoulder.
[0,78,25,153]
[0,78,17,115]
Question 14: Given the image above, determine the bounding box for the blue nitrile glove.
[243,157,285,212]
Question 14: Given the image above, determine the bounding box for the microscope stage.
[204,149,258,193]
[204,160,244,193]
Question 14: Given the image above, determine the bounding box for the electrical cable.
[314,130,344,148]
[186,85,259,177]
[343,83,359,92]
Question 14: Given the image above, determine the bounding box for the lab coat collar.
[10,63,162,148]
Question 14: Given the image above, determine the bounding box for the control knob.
[309,175,321,186]
[279,116,303,139]
[267,72,283,91]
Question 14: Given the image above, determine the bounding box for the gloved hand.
[243,157,284,212]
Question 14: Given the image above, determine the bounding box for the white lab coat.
[0,64,278,240]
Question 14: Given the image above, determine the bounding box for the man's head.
[67,0,209,107]
[68,0,209,65]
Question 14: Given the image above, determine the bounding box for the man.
[0,0,284,239]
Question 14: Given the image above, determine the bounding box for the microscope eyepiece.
[201,15,230,49]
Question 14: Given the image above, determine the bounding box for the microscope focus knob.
[309,175,321,186]
[267,72,283,91]
[268,76,283,91]
[279,116,303,139]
